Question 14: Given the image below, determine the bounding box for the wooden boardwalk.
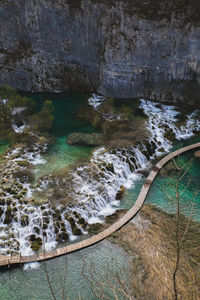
[0,142,199,267]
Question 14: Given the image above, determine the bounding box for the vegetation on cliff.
[0,84,54,145]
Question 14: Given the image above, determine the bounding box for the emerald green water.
[22,92,93,136]
[0,141,9,157]
[35,136,92,178]
[25,92,95,177]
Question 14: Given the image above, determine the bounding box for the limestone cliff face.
[0,0,200,103]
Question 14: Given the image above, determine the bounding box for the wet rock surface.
[0,1,200,103]
[67,132,104,146]
[194,150,200,158]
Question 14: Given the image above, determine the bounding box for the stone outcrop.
[0,0,200,103]
[67,132,104,146]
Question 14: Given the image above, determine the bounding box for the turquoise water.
[0,241,131,300]
[0,140,9,157]
[121,136,200,216]
[146,143,200,221]
[119,178,145,210]
[22,92,94,136]
[35,136,92,178]
[25,92,95,177]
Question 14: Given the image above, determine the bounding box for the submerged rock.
[163,128,176,141]
[30,237,43,252]
[115,185,125,200]
[194,150,200,158]
[88,223,104,234]
[0,207,4,217]
[20,215,29,227]
[78,217,88,229]
[56,231,69,242]
[4,206,13,224]
[105,209,128,224]
[72,227,82,236]
[33,226,40,235]
[67,132,104,146]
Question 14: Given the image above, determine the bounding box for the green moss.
[30,237,43,252]
[4,206,13,224]
[0,85,55,144]
[20,215,29,227]
[72,226,82,236]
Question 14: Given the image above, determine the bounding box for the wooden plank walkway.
[0,142,199,267]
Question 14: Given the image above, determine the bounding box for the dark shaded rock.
[164,129,176,141]
[126,158,134,172]
[78,217,88,229]
[73,211,81,219]
[60,222,66,231]
[42,223,48,230]
[42,210,49,216]
[116,185,125,200]
[105,163,114,173]
[0,198,5,205]
[60,232,69,240]
[54,225,59,234]
[20,215,29,227]
[6,198,12,205]
[72,226,82,236]
[88,223,104,234]
[53,210,62,221]
[105,209,128,224]
[13,169,34,184]
[33,226,40,234]
[0,207,4,217]
[67,217,76,227]
[4,206,13,224]
[29,234,36,242]
[43,217,49,224]
[30,237,42,252]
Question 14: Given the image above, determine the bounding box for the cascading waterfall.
[0,95,200,257]
[140,99,200,156]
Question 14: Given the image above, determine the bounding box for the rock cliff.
[0,0,200,103]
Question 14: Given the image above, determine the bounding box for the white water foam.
[12,107,26,115]
[88,94,106,109]
[88,94,128,121]
[12,122,26,134]
[23,262,41,271]
[140,99,200,156]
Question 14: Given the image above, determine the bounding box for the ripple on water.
[0,240,132,300]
